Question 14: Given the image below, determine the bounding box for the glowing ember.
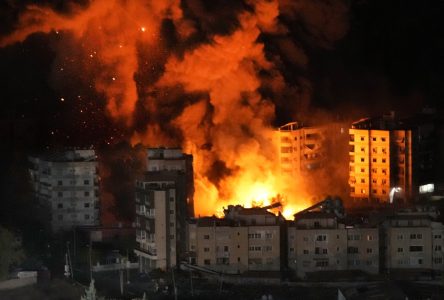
[0,0,340,220]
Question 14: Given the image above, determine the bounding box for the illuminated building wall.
[187,206,283,274]
[28,149,100,232]
[134,148,194,272]
[348,111,437,203]
[275,122,326,176]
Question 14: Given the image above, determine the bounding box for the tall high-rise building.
[349,111,436,203]
[134,148,194,272]
[28,149,100,232]
[274,122,326,176]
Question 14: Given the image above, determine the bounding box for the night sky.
[0,0,443,225]
[0,0,442,150]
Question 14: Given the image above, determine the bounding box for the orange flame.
[1,0,315,219]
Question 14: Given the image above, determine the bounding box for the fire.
[0,0,338,220]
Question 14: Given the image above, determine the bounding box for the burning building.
[349,111,437,204]
[274,122,326,176]
[134,148,194,272]
[28,149,100,232]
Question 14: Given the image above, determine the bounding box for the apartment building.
[384,209,444,271]
[187,205,283,274]
[134,148,194,272]
[28,149,100,232]
[275,122,326,176]
[288,212,379,278]
[349,111,436,203]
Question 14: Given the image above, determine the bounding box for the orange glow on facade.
[0,0,314,219]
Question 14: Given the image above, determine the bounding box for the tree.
[0,226,25,280]
[81,279,104,300]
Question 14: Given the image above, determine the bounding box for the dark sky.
[0,0,443,150]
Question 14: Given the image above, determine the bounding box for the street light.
[389,187,402,204]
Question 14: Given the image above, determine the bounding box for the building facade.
[28,149,100,232]
[288,212,379,278]
[134,148,194,272]
[275,122,326,176]
[384,209,444,271]
[187,205,283,274]
[349,111,436,203]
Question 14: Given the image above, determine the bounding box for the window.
[382,158,386,163]
[170,222,175,227]
[381,138,386,142]
[265,233,273,239]
[84,191,90,197]
[84,203,90,208]
[382,169,387,175]
[367,235,374,241]
[350,134,355,142]
[409,246,423,252]
[264,246,272,252]
[315,247,320,255]
[366,248,373,253]
[322,248,328,254]
[361,178,365,183]
[84,214,90,220]
[170,210,174,215]
[204,247,210,252]
[360,168,365,173]
[360,137,365,141]
[170,235,175,239]
[314,221,320,228]
[434,234,442,239]
[57,203,63,209]
[372,137,376,142]
[84,180,89,185]
[169,197,175,202]
[372,168,377,174]
[360,147,365,153]
[303,249,309,254]
[434,245,442,252]
[224,246,229,252]
[58,191,63,197]
[410,233,423,239]
[347,247,359,254]
[203,235,210,240]
[397,248,403,253]
[248,233,261,239]
[360,158,365,162]
[58,180,63,186]
[303,236,308,242]
[204,259,211,265]
[397,234,403,240]
[372,158,377,163]
[315,260,329,267]
[289,247,295,252]
[434,257,443,264]
[316,234,327,241]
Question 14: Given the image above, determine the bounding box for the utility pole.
[171,268,178,300]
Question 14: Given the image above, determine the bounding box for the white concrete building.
[288,212,379,278]
[384,209,444,272]
[28,149,100,232]
[134,148,194,272]
[187,205,283,274]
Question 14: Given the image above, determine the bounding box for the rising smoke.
[1,0,349,218]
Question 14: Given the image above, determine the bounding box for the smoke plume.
[1,0,349,218]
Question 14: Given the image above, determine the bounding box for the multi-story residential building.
[349,111,436,203]
[28,149,100,232]
[187,205,284,274]
[134,148,194,272]
[288,212,379,278]
[275,122,326,176]
[383,208,444,271]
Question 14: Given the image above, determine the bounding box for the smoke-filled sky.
[0,0,443,220]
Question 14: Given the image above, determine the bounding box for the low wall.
[0,276,37,290]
